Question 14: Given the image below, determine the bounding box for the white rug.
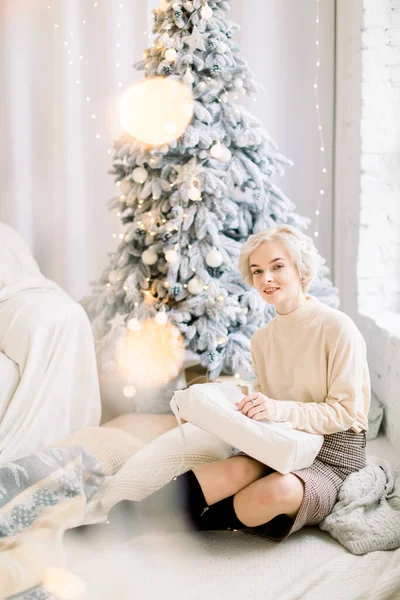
[66,434,400,600]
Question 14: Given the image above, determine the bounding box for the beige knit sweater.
[251,295,371,435]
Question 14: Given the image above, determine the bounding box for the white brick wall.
[335,0,400,451]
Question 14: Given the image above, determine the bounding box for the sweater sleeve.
[272,328,368,435]
[250,338,263,394]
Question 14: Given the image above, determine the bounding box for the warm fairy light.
[119,78,194,146]
[313,0,328,242]
[116,319,185,388]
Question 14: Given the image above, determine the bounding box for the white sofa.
[0,222,101,463]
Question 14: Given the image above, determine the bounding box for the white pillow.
[170,383,324,475]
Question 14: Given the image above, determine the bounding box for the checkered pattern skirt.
[243,428,367,542]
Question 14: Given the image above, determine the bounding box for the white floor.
[66,432,400,600]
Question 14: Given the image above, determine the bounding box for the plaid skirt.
[241,428,367,542]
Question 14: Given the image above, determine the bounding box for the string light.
[313,0,328,242]
[48,2,126,154]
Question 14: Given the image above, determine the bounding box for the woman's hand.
[235,392,277,421]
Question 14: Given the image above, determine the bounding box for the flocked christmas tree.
[82,0,339,406]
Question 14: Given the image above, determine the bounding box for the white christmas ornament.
[108,270,120,284]
[119,179,132,195]
[165,48,177,62]
[220,92,229,103]
[123,385,137,398]
[165,249,178,263]
[188,276,204,295]
[216,42,228,54]
[142,249,158,265]
[233,78,244,89]
[183,69,195,86]
[201,4,213,20]
[155,311,168,325]
[132,167,148,183]
[120,78,194,146]
[188,186,201,201]
[210,142,231,163]
[221,147,232,163]
[127,317,141,331]
[206,248,223,268]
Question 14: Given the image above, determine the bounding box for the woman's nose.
[263,272,274,283]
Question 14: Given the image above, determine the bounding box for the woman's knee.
[223,456,266,489]
[254,472,305,511]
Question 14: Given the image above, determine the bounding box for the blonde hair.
[238,225,324,293]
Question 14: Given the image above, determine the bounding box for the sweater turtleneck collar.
[273,295,319,330]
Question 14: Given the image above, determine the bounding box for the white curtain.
[0,0,335,301]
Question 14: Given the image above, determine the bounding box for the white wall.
[230,0,336,271]
[334,0,400,451]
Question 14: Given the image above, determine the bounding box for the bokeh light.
[116,319,186,388]
[119,77,194,146]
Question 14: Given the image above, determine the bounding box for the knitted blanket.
[319,455,400,554]
[0,446,107,599]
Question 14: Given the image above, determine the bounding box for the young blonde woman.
[84,225,370,542]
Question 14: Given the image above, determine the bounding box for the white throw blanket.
[0,222,101,463]
[320,455,400,554]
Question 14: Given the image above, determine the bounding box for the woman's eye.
[274,265,283,270]
[252,270,261,276]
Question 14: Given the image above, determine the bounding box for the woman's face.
[249,240,304,310]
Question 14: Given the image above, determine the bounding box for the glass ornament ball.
[132,167,148,183]
[233,78,244,89]
[142,249,158,265]
[119,179,132,195]
[127,318,141,332]
[155,311,168,325]
[210,142,231,163]
[183,69,195,86]
[120,77,194,146]
[188,276,204,295]
[165,48,177,62]
[165,249,178,263]
[201,4,213,20]
[188,186,201,201]
[108,270,120,284]
[216,42,228,54]
[206,248,223,268]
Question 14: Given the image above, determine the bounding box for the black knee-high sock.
[198,495,245,532]
[68,470,208,542]
[106,469,208,537]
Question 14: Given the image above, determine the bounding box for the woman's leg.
[193,456,270,506]
[233,471,305,527]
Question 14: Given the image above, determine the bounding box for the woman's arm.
[272,329,370,435]
[251,342,263,394]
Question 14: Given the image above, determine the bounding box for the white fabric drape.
[0,0,334,302]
